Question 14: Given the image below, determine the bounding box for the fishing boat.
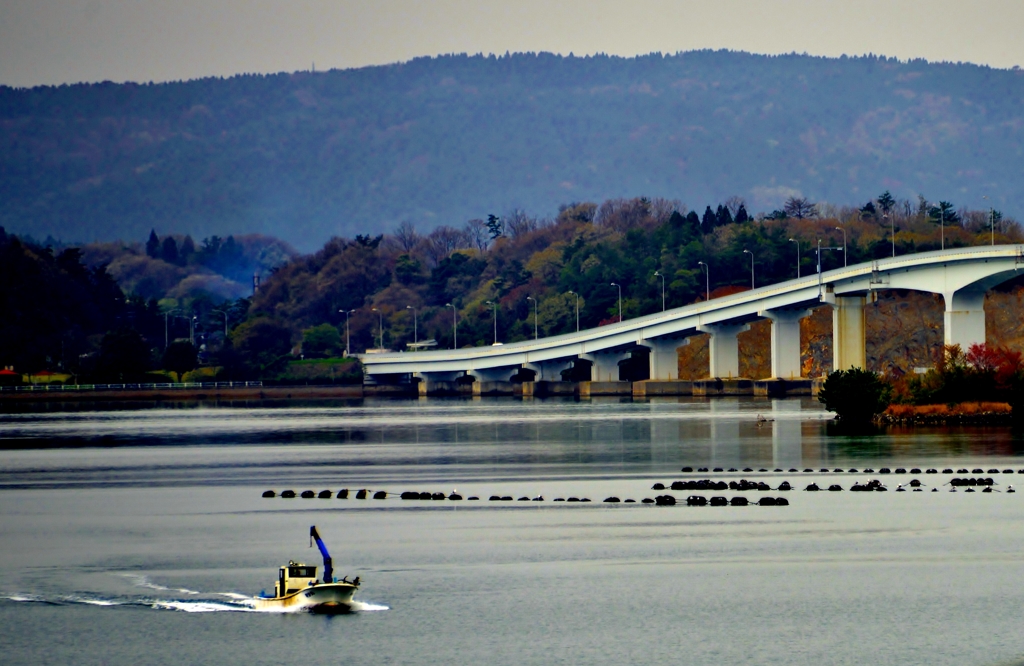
[253,526,360,613]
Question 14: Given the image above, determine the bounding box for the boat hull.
[253,582,358,612]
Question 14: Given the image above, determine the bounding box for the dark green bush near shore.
[818,368,891,423]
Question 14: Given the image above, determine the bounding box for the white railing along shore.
[0,381,263,393]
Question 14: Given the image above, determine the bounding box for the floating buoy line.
[260,465,1018,506]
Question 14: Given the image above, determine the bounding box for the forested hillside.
[2,51,1023,250]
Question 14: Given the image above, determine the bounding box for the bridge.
[359,245,1024,394]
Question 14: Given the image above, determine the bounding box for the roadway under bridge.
[359,246,1024,397]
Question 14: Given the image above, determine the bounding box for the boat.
[253,526,360,613]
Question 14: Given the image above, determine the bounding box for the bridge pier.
[415,371,468,396]
[469,366,517,396]
[523,359,573,381]
[581,351,630,382]
[944,289,986,348]
[698,323,750,378]
[641,338,684,380]
[832,294,866,371]
[763,307,811,379]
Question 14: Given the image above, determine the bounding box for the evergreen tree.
[685,211,701,228]
[146,230,160,258]
[701,206,716,231]
[486,214,503,239]
[877,191,896,215]
[179,235,195,264]
[735,205,749,224]
[160,236,179,264]
[716,205,733,227]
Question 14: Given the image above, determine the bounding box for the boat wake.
[2,577,388,614]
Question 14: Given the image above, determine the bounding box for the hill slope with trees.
[2,51,1023,250]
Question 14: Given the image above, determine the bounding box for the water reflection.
[0,397,1022,490]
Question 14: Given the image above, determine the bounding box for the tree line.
[1,190,1020,385]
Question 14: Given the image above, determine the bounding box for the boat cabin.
[276,560,318,597]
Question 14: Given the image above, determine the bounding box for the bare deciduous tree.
[464,218,489,251]
[783,197,817,219]
[422,225,470,267]
[393,220,420,252]
[724,195,747,218]
[504,208,538,239]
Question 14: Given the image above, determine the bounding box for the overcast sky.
[2,0,1023,87]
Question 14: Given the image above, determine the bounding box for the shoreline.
[0,385,364,403]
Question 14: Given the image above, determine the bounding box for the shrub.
[818,367,891,423]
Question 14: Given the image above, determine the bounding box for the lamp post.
[610,283,622,322]
[567,291,580,332]
[885,212,894,257]
[697,261,709,301]
[816,239,843,296]
[371,307,383,350]
[834,226,847,267]
[211,309,229,339]
[928,201,945,251]
[742,249,755,290]
[190,316,197,346]
[983,195,994,245]
[163,308,181,350]
[787,238,800,278]
[406,305,418,346]
[445,303,457,349]
[653,271,666,312]
[485,300,499,345]
[526,296,538,339]
[339,309,355,356]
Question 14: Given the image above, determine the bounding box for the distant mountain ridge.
[2,50,1022,250]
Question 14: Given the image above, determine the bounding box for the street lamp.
[211,309,229,339]
[406,305,418,346]
[484,300,499,345]
[339,309,355,356]
[885,212,895,257]
[928,201,945,251]
[526,296,538,340]
[816,239,843,295]
[742,249,755,290]
[567,291,580,332]
[610,283,622,322]
[445,303,458,349]
[371,307,383,350]
[163,308,181,350]
[653,271,666,312]
[787,238,800,278]
[983,195,994,245]
[834,226,847,267]
[697,261,709,301]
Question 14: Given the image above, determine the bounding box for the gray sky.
[2,0,1023,86]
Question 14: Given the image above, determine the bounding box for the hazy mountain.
[2,50,1021,251]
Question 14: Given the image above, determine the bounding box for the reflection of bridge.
[360,246,1024,392]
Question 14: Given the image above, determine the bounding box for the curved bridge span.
[360,245,1024,387]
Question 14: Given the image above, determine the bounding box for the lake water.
[2,396,1024,665]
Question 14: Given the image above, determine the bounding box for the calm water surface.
[2,396,1024,665]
